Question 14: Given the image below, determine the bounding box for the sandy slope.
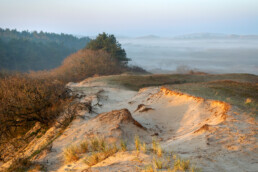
[32,76,258,172]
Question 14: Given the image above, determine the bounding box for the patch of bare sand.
[131,87,258,172]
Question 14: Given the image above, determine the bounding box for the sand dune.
[2,76,256,171]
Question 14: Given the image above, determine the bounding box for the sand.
[4,76,256,172]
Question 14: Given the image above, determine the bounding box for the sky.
[0,0,258,36]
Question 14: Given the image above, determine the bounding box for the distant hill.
[0,28,91,71]
[118,33,258,40]
[173,33,258,39]
[135,35,161,39]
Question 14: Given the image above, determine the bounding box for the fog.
[118,37,258,75]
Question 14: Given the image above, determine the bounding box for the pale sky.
[0,0,258,36]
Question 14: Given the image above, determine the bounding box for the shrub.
[0,74,70,140]
[52,49,125,82]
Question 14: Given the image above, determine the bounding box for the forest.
[0,28,91,71]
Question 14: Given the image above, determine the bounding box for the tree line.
[0,28,91,71]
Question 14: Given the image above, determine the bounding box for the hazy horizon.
[118,37,258,75]
[1,0,258,36]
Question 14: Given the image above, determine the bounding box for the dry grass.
[63,145,80,163]
[153,157,170,169]
[152,138,157,153]
[141,165,155,172]
[61,136,201,171]
[156,144,163,157]
[80,140,89,153]
[97,73,257,116]
[135,135,140,151]
[102,73,258,91]
[169,80,258,116]
[120,139,127,152]
[152,138,162,157]
[90,136,106,151]
[90,137,100,151]
[172,154,190,171]
[139,147,201,171]
[140,142,147,153]
[62,136,119,166]
[173,158,190,171]
[84,145,118,167]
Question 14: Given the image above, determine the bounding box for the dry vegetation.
[0,74,69,140]
[62,136,201,171]
[168,80,258,116]
[0,49,129,135]
[51,49,125,82]
[103,73,258,91]
[0,48,133,169]
[92,73,257,116]
[63,136,119,166]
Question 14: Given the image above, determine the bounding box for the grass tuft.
[90,137,100,151]
[80,140,89,153]
[120,139,127,152]
[135,135,140,151]
[140,142,147,153]
[173,157,190,171]
[63,145,80,163]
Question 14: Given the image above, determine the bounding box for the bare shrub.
[52,49,124,82]
[0,74,70,140]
